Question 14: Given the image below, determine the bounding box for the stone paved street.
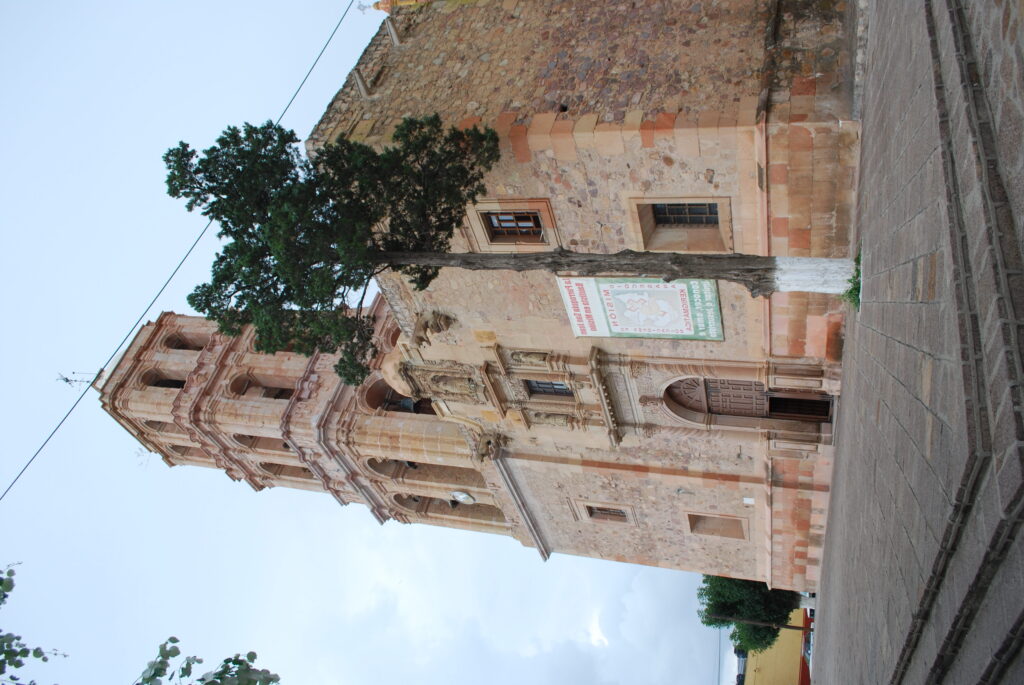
[813,0,1024,683]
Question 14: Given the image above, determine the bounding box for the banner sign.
[557,277,724,340]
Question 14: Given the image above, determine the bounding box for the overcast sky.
[0,2,735,683]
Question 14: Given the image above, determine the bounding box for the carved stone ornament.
[665,377,708,412]
[401,361,489,405]
[475,431,506,461]
[526,410,577,430]
[509,350,549,367]
[411,311,456,348]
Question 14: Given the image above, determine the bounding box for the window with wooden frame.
[525,379,574,398]
[464,199,559,253]
[480,211,545,243]
[569,499,639,526]
[586,505,629,523]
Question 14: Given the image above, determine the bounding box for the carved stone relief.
[411,311,456,347]
[525,411,578,430]
[665,377,707,412]
[604,371,638,427]
[509,350,549,367]
[401,360,489,405]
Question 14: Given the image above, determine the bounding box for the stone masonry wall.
[309,0,772,148]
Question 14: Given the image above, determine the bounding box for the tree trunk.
[375,248,855,298]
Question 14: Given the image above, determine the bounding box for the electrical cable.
[0,0,360,505]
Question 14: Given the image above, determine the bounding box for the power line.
[277,0,356,126]
[0,1,359,505]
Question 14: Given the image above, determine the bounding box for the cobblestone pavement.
[813,1,1024,683]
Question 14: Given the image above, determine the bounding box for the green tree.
[135,638,279,685]
[0,567,61,685]
[165,115,498,384]
[696,575,801,653]
[166,116,855,385]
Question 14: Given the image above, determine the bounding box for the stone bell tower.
[97,302,517,540]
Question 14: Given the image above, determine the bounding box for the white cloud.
[588,610,610,648]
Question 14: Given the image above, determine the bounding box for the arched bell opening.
[228,374,295,401]
[366,458,486,489]
[259,461,318,483]
[167,444,207,460]
[143,419,187,436]
[163,331,211,352]
[361,378,435,415]
[392,493,505,524]
[139,368,188,390]
[234,433,293,456]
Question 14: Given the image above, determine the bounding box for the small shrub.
[841,252,861,308]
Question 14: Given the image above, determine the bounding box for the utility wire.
[0,0,358,505]
[0,218,213,505]
[277,0,355,126]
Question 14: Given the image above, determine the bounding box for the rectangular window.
[652,202,720,227]
[525,379,573,397]
[586,505,629,523]
[481,211,545,243]
[632,198,731,253]
[688,513,746,540]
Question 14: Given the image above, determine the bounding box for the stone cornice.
[315,376,391,523]
[491,453,549,561]
[174,331,259,486]
[588,347,621,447]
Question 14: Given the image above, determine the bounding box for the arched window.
[140,369,187,390]
[665,378,832,421]
[163,332,211,351]
[229,375,295,401]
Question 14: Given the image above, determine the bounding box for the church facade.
[98,0,857,591]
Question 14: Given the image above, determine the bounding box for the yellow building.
[744,609,812,685]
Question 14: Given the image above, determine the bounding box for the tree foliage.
[164,115,499,384]
[696,575,801,653]
[0,566,62,685]
[135,638,279,685]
